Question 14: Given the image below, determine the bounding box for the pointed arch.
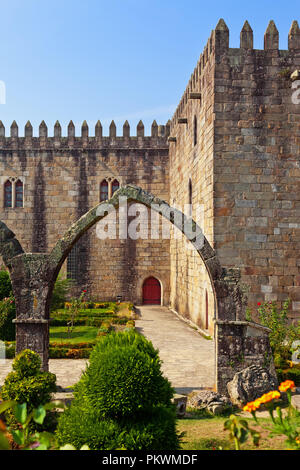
[15,179,24,208]
[4,180,12,208]
[100,179,109,202]
[49,185,245,322]
[111,179,120,196]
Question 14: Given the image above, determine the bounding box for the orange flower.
[279,380,295,392]
[243,401,260,412]
[258,391,281,404]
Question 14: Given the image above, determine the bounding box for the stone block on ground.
[187,390,232,415]
[172,394,187,417]
[227,365,278,408]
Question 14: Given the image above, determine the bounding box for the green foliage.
[0,269,12,301]
[56,401,180,451]
[11,349,42,378]
[56,330,181,450]
[185,437,231,450]
[224,415,260,450]
[0,297,16,341]
[50,275,73,313]
[1,372,57,410]
[0,350,57,430]
[0,400,65,450]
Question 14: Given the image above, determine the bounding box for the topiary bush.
[0,350,57,430]
[56,330,181,450]
[11,348,41,377]
[0,297,16,341]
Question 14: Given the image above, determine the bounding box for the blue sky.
[0,0,297,135]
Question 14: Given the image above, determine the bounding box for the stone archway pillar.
[10,253,53,371]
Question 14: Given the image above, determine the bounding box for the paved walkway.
[135,306,215,394]
[0,306,215,395]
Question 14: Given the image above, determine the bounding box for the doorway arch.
[142,277,161,305]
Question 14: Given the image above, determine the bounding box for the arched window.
[193,115,197,146]
[100,180,109,202]
[4,180,12,208]
[111,179,120,196]
[15,180,24,207]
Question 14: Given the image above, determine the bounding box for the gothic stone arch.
[0,185,273,395]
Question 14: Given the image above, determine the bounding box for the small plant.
[0,401,64,450]
[257,299,299,352]
[242,380,300,450]
[223,414,260,450]
[0,350,57,430]
[66,290,86,337]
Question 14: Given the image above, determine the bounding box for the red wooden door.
[143,277,161,305]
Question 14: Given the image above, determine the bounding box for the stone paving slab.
[0,306,215,395]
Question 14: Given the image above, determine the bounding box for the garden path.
[135,306,215,394]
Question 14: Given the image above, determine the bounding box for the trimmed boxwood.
[5,341,95,359]
[0,350,57,430]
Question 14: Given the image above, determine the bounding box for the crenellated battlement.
[171,18,300,129]
[0,119,170,150]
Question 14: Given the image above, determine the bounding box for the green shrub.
[11,349,42,378]
[56,330,180,450]
[0,270,12,301]
[84,330,174,419]
[0,297,16,341]
[257,299,300,356]
[0,350,57,429]
[56,403,180,451]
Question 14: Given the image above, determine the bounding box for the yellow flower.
[279,380,295,392]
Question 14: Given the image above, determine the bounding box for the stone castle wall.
[168,24,216,335]
[169,19,300,326]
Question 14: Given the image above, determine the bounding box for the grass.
[177,412,288,450]
[49,302,134,346]
[49,326,98,344]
